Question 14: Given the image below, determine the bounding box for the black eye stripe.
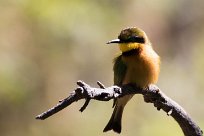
[128,36,145,43]
[120,36,145,43]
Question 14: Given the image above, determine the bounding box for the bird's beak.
[106,39,121,44]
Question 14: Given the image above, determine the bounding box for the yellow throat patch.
[119,43,144,52]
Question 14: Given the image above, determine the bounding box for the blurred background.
[0,0,204,136]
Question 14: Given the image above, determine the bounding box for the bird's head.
[107,27,150,53]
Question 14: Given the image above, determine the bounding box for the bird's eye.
[128,36,145,43]
[118,35,145,43]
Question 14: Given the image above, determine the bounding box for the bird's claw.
[113,86,122,98]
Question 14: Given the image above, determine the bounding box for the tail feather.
[103,105,124,133]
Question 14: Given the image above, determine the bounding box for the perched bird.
[103,27,160,133]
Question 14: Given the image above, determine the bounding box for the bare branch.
[35,81,203,136]
[35,80,121,120]
[142,84,203,136]
[79,98,90,112]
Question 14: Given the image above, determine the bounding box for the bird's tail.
[103,105,124,133]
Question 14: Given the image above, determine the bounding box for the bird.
[103,27,160,133]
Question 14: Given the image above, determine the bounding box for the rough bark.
[36,80,203,136]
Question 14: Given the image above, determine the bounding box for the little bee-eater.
[103,27,160,133]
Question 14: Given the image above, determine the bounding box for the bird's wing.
[113,55,127,86]
[112,55,127,108]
